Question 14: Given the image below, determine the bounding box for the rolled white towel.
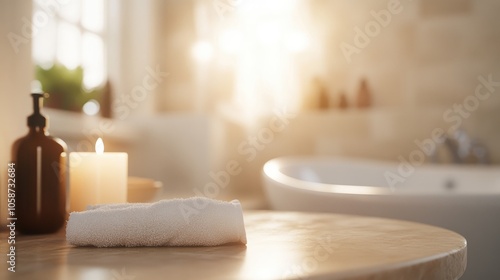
[66,197,247,247]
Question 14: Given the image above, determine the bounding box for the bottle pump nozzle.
[28,93,47,128]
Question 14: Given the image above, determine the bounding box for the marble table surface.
[1,211,466,280]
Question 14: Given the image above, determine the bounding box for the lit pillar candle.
[69,138,128,212]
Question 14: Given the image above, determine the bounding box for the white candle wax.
[69,139,127,212]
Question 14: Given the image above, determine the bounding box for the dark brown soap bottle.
[11,93,67,234]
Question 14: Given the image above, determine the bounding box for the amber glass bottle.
[11,93,67,234]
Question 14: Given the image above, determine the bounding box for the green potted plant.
[35,64,102,113]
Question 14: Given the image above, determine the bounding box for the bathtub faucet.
[430,129,490,164]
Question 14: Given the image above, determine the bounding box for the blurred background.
[1,0,500,207]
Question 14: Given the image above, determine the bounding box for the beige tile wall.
[312,0,500,162]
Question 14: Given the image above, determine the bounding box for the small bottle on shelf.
[339,91,348,109]
[356,78,372,108]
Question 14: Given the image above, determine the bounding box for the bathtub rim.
[263,156,500,197]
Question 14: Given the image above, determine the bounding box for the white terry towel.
[66,197,247,247]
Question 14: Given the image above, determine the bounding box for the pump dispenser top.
[28,93,47,128]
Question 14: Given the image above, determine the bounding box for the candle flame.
[96,138,104,154]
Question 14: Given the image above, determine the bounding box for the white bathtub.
[263,156,500,280]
